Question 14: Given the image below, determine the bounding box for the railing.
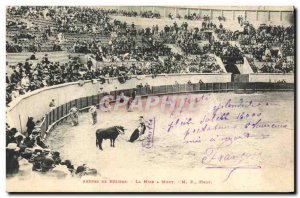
[37,82,294,140]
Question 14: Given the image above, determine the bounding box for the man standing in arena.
[138,116,146,140]
[89,104,97,125]
[69,105,79,126]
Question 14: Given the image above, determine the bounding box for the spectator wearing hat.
[43,148,52,157]
[23,136,35,148]
[6,128,18,146]
[36,136,47,149]
[43,54,50,64]
[6,143,20,175]
[42,156,55,172]
[52,151,62,165]
[61,160,75,173]
[29,128,41,143]
[75,165,86,177]
[31,151,45,172]
[14,133,25,147]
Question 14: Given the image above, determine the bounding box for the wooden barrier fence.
[37,82,294,140]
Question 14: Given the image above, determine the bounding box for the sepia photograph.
[5,4,295,193]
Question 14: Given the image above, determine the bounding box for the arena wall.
[7,73,231,132]
[25,81,295,140]
[7,81,99,133]
[249,73,294,83]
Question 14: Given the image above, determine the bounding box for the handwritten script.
[142,117,156,149]
[162,95,291,182]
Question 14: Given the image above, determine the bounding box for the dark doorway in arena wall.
[225,63,240,74]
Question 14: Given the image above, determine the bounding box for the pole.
[19,114,23,134]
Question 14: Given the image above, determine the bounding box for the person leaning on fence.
[89,104,97,125]
[49,99,56,111]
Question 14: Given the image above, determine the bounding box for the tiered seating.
[26,17,57,29]
[63,33,109,42]
[6,51,70,66]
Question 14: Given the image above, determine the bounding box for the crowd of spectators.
[6,122,97,177]
[52,7,114,35]
[6,56,87,105]
[7,6,47,18]
[163,54,224,73]
[208,41,244,64]
[216,29,239,41]
[239,24,294,45]
[198,20,295,73]
[7,6,118,53]
[6,41,23,53]
[184,13,202,20]
[6,49,223,106]
[118,10,161,19]
[238,24,294,73]
[259,58,294,73]
[6,7,295,92]
[183,14,219,21]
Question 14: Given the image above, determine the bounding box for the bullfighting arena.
[5,5,295,193]
[12,91,294,191]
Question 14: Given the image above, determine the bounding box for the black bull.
[95,126,125,150]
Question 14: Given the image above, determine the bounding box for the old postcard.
[6,5,295,192]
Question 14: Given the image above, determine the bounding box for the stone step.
[6,51,70,66]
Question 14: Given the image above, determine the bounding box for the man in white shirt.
[69,105,79,126]
[49,99,56,111]
[89,104,97,125]
[21,75,30,89]
[138,116,146,140]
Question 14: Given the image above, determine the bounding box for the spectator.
[30,52,37,60]
[49,99,56,110]
[26,117,35,136]
[6,143,20,175]
[87,58,93,70]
